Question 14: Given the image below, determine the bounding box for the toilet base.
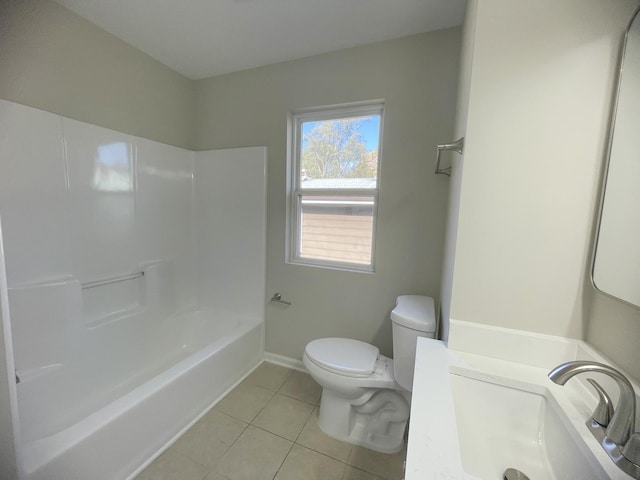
[317,388,410,454]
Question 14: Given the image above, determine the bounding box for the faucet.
[549,361,640,479]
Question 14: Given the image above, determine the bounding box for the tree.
[352,150,378,178]
[302,119,377,179]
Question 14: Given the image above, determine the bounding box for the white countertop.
[404,339,464,479]
[405,333,637,480]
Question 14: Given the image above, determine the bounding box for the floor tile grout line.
[240,423,380,479]
[249,423,298,444]
[270,436,296,480]
[205,417,251,478]
[274,441,350,480]
[291,403,315,443]
[245,361,294,393]
[275,370,322,405]
[248,391,316,442]
[294,441,351,476]
[284,400,354,465]
[143,364,407,479]
[277,389,321,405]
[158,448,212,478]
[292,438,351,466]
[212,422,292,480]
[249,388,276,423]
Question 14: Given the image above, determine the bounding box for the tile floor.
[136,362,406,480]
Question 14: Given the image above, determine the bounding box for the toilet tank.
[390,295,436,391]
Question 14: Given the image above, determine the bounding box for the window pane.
[299,194,374,265]
[300,115,380,189]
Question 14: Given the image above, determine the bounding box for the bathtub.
[17,308,264,480]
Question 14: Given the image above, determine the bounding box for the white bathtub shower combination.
[0,99,267,479]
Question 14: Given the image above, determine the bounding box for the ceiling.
[54,0,466,80]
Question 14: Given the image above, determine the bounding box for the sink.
[450,374,609,480]
[406,337,637,480]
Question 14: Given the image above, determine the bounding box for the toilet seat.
[303,338,398,393]
[305,338,379,377]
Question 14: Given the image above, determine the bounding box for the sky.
[302,115,381,152]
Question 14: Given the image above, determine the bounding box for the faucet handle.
[587,378,615,427]
[622,432,640,466]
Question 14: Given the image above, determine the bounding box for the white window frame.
[286,101,384,272]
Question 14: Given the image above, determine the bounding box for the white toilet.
[303,295,436,454]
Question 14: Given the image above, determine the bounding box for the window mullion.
[295,188,377,197]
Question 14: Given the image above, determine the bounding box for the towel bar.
[81,271,144,289]
[435,137,464,176]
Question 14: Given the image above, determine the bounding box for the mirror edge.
[590,3,640,311]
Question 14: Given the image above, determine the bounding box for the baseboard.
[264,351,307,372]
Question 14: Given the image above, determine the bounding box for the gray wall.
[439,0,477,344]
[0,0,194,149]
[194,30,461,359]
[587,289,640,382]
[449,0,635,337]
[445,0,640,382]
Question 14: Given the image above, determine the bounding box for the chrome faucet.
[549,361,640,479]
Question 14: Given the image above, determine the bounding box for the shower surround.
[0,99,267,479]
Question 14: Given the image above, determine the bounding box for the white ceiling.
[54,0,466,80]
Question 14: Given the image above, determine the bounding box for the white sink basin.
[451,374,609,480]
[406,333,640,480]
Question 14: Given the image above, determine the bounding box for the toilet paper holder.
[270,293,292,306]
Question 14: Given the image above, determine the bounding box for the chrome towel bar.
[435,137,464,176]
[81,271,144,289]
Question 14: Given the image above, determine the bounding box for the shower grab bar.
[435,137,464,176]
[81,271,144,289]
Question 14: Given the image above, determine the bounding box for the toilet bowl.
[303,295,436,454]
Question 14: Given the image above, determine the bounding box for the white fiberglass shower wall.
[0,99,266,479]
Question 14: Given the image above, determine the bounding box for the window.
[288,102,384,271]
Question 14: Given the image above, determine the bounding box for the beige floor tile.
[171,411,248,467]
[252,393,314,440]
[278,371,322,405]
[348,446,406,480]
[274,444,345,480]
[204,472,231,480]
[297,407,352,462]
[342,465,385,480]
[135,449,209,480]
[214,383,274,422]
[243,362,292,392]
[216,425,293,480]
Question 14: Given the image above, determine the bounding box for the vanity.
[406,322,640,479]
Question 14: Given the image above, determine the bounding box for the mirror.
[593,6,640,308]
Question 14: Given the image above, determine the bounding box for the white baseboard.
[264,351,307,372]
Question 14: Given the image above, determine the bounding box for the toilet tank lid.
[390,295,436,333]
[305,338,379,376]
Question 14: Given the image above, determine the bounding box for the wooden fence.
[300,211,373,265]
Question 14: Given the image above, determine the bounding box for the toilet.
[302,295,436,454]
